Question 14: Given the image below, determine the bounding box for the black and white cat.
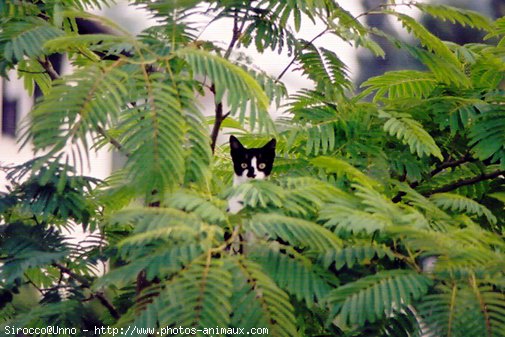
[228,135,276,213]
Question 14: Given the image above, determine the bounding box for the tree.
[1,1,505,336]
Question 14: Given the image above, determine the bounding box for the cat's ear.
[263,138,276,151]
[229,135,244,151]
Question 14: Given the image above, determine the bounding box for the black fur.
[229,136,276,179]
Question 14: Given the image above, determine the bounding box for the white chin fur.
[228,195,244,214]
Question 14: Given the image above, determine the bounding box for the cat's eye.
[241,163,248,169]
[258,163,266,169]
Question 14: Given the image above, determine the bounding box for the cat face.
[230,135,276,185]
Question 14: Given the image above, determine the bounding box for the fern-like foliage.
[388,11,462,67]
[24,63,130,156]
[320,245,395,270]
[247,213,342,251]
[379,110,443,160]
[470,108,505,168]
[119,73,207,196]
[297,42,352,99]
[0,17,64,69]
[418,283,505,337]
[135,258,234,331]
[179,47,271,131]
[415,3,493,31]
[326,270,433,326]
[2,1,505,337]
[230,257,299,337]
[361,70,438,101]
[251,247,334,307]
[430,192,497,224]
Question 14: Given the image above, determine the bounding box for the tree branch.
[224,8,245,59]
[53,263,120,319]
[429,152,475,177]
[209,84,228,153]
[423,170,505,196]
[392,153,477,203]
[94,292,121,320]
[210,8,246,152]
[37,57,60,81]
[52,263,91,287]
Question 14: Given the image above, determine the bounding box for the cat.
[227,135,276,214]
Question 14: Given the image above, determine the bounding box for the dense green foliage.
[1,1,505,336]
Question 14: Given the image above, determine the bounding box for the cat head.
[229,135,276,185]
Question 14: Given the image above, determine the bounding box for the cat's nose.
[247,169,256,178]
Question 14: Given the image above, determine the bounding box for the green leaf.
[320,245,395,270]
[0,17,64,64]
[130,258,233,333]
[297,43,352,99]
[118,73,210,196]
[25,63,130,162]
[361,70,438,102]
[430,96,481,135]
[469,109,505,168]
[415,3,493,31]
[44,33,133,58]
[0,224,68,284]
[319,204,392,234]
[177,47,271,131]
[251,247,333,307]
[418,284,505,337]
[165,189,227,224]
[231,257,299,337]
[379,110,443,160]
[430,193,497,224]
[247,213,342,251]
[389,12,461,66]
[311,156,380,188]
[326,270,432,326]
[227,180,285,210]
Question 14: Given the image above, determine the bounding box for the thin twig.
[23,273,44,294]
[96,125,131,157]
[354,1,417,20]
[276,28,329,81]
